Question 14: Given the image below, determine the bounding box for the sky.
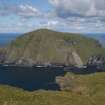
[0,0,105,33]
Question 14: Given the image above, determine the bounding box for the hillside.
[4,29,105,65]
[1,72,105,105]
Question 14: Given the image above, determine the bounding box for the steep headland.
[0,29,105,66]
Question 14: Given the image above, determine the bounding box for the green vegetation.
[6,29,105,64]
[1,72,105,105]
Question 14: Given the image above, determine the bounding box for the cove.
[0,66,66,91]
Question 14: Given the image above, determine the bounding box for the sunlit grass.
[0,72,105,105]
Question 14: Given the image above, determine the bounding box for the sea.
[0,33,21,47]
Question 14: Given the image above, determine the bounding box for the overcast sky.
[0,0,105,33]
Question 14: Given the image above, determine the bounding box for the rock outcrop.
[87,55,105,70]
[0,48,7,63]
[87,55,105,66]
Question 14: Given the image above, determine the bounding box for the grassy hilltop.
[5,29,105,65]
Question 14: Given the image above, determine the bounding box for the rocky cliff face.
[0,48,7,63]
[0,29,105,66]
[87,55,105,66]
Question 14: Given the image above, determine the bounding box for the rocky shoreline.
[0,49,105,71]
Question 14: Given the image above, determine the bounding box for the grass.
[0,72,105,105]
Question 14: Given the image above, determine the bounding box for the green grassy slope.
[6,29,105,64]
[1,72,105,105]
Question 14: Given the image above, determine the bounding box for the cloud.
[0,0,105,33]
[48,0,105,17]
[17,5,42,18]
[0,4,42,18]
[47,0,105,33]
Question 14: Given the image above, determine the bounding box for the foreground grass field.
[0,72,105,105]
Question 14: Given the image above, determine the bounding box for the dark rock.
[87,55,105,71]
[0,50,6,63]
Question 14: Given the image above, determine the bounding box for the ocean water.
[0,66,65,91]
[0,33,21,47]
[0,65,103,91]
